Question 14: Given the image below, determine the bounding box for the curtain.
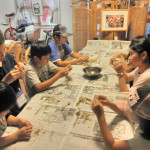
[16,0,24,9]
[15,0,32,24]
[15,0,25,25]
[43,0,60,24]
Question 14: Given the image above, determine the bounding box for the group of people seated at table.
[0,24,150,149]
[92,36,150,150]
[25,24,89,97]
[0,25,89,147]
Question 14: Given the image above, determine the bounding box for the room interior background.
[0,0,150,52]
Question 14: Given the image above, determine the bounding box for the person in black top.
[0,53,20,93]
[0,30,25,116]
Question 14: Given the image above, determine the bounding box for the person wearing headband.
[48,24,89,66]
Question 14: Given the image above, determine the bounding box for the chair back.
[6,41,24,63]
[25,47,31,64]
[6,41,30,100]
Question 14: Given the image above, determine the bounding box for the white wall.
[0,0,17,32]
[40,0,73,48]
[0,0,73,49]
[60,0,73,49]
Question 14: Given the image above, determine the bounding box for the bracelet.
[117,73,123,78]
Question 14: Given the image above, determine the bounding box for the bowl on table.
[83,66,101,79]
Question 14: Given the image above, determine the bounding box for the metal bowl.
[83,67,101,78]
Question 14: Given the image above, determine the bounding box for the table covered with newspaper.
[3,40,134,150]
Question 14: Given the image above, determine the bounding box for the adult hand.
[1,70,21,84]
[83,55,89,60]
[91,99,104,118]
[16,126,32,140]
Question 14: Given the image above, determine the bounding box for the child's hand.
[58,67,69,78]
[115,52,124,59]
[110,57,116,65]
[2,70,22,84]
[14,62,25,71]
[95,95,111,107]
[78,55,89,62]
[91,99,104,118]
[111,58,123,73]
[14,62,25,79]
[16,126,32,140]
[18,118,32,128]
[66,64,72,71]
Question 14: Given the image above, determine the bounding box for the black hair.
[53,24,61,39]
[30,41,51,59]
[138,116,150,140]
[129,36,150,62]
[0,82,16,113]
[0,30,5,45]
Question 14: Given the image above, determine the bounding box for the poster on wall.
[32,0,43,15]
[40,0,60,25]
[101,9,129,31]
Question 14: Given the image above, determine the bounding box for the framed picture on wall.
[32,0,43,15]
[101,9,129,31]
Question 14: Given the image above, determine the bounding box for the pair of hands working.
[78,55,89,63]
[57,64,72,78]
[14,117,32,140]
[110,57,124,74]
[92,95,111,118]
[1,62,25,84]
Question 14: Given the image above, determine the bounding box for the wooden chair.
[19,78,29,100]
[21,47,31,98]
[5,41,24,63]
[5,41,30,99]
[25,47,31,64]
